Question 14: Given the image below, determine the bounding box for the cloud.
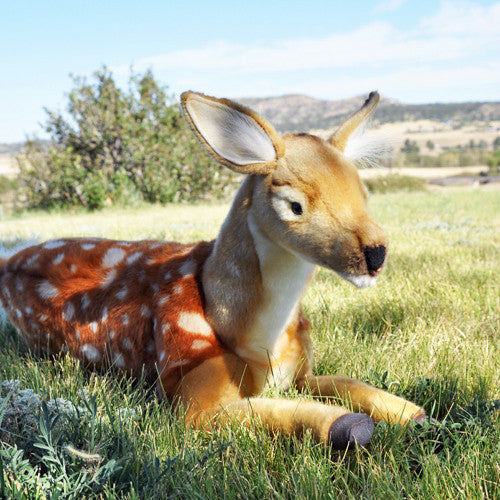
[111,1,500,102]
[375,0,407,13]
[115,2,499,74]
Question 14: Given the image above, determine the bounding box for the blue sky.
[2,0,499,142]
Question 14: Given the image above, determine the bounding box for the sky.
[1,0,500,143]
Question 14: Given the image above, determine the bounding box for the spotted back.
[0,238,224,394]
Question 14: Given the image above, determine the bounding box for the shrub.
[17,68,236,210]
[364,173,426,194]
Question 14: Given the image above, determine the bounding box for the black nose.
[364,245,386,272]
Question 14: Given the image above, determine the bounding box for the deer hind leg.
[172,354,374,449]
[296,375,426,424]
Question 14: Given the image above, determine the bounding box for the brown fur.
[0,92,427,449]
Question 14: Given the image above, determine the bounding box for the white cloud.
[111,1,500,102]
[115,2,499,74]
[375,0,407,13]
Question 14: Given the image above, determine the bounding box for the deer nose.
[363,245,386,272]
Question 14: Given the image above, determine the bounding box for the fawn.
[0,91,428,450]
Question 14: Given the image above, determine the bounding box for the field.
[0,188,499,498]
[312,120,500,154]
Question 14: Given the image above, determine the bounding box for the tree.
[426,140,435,151]
[400,139,420,154]
[18,68,235,209]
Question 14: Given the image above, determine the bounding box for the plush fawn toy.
[0,91,428,450]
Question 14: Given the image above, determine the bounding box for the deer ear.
[181,92,284,175]
[328,91,380,153]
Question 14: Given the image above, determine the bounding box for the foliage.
[0,175,17,195]
[363,173,426,193]
[486,149,500,172]
[17,68,236,210]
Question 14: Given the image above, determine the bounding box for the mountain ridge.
[236,94,500,133]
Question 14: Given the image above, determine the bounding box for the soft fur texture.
[0,92,427,451]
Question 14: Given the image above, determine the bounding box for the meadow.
[0,188,499,498]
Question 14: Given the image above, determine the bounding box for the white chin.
[337,272,378,288]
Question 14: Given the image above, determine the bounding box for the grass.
[1,188,499,498]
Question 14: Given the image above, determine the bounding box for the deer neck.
[202,176,314,364]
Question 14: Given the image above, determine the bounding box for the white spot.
[146,258,156,265]
[39,314,48,321]
[25,253,40,268]
[122,338,132,350]
[15,308,22,319]
[70,264,77,273]
[118,241,132,247]
[52,253,65,265]
[126,252,143,265]
[159,350,165,361]
[173,284,183,295]
[16,278,24,292]
[116,287,128,300]
[81,243,96,250]
[75,329,80,340]
[81,293,90,309]
[62,302,75,321]
[169,358,189,368]
[121,314,129,325]
[151,283,159,294]
[102,268,117,287]
[43,240,65,250]
[158,295,169,306]
[101,306,108,323]
[164,271,172,280]
[109,330,116,339]
[25,307,33,315]
[113,351,125,368]
[81,344,101,362]
[150,242,164,249]
[89,322,98,333]
[146,340,155,352]
[140,305,151,318]
[191,339,212,351]
[177,312,212,336]
[161,322,170,334]
[179,259,197,277]
[37,281,58,299]
[102,247,126,268]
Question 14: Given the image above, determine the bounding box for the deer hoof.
[328,413,374,450]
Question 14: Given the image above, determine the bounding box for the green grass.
[1,189,499,498]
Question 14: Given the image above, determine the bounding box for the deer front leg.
[173,354,374,449]
[296,375,426,424]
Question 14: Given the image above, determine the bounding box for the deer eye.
[290,201,303,216]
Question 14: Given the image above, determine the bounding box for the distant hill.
[237,94,500,133]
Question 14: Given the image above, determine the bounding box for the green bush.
[0,175,18,195]
[364,173,426,194]
[17,68,236,210]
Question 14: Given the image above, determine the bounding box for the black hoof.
[328,413,374,450]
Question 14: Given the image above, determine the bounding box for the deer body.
[0,91,427,450]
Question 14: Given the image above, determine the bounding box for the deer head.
[181,91,387,288]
